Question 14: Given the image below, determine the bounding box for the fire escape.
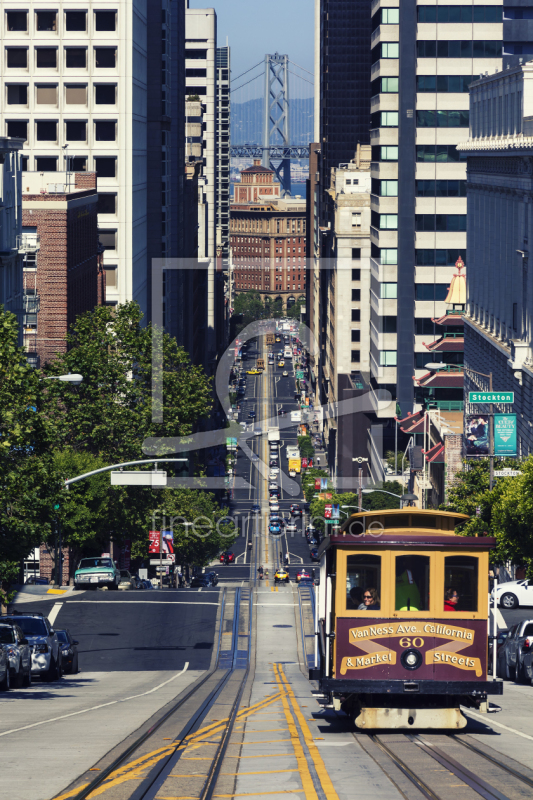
[17,232,40,367]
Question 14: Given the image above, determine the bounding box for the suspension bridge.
[229,53,313,196]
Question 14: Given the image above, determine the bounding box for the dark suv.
[2,611,62,681]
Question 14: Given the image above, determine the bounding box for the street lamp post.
[361,489,419,508]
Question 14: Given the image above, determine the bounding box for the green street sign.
[468,392,514,404]
[494,414,517,456]
[296,370,304,379]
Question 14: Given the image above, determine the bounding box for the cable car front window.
[395,555,430,611]
[346,554,381,610]
[444,556,478,611]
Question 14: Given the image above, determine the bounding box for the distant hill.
[231,97,314,147]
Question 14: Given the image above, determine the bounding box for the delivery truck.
[288,457,301,474]
[267,427,281,443]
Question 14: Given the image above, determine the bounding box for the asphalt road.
[223,337,317,581]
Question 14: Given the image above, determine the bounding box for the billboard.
[465,415,490,457]
[494,414,517,456]
[324,504,332,519]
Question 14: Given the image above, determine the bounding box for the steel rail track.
[143,586,253,800]
[449,734,533,791]
[366,731,533,800]
[63,586,250,800]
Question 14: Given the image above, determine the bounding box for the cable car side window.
[395,555,430,611]
[444,555,478,612]
[346,554,381,610]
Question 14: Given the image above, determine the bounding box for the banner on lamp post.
[494,414,517,456]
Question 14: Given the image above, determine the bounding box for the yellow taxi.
[247,368,261,375]
[278,360,285,368]
[275,336,281,342]
[274,568,290,584]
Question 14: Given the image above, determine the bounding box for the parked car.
[1,611,62,681]
[118,570,134,590]
[190,572,218,588]
[0,638,9,690]
[269,502,280,513]
[0,622,32,687]
[55,629,79,674]
[310,548,320,561]
[491,578,533,608]
[269,523,281,534]
[220,551,235,564]
[497,619,533,680]
[74,557,121,591]
[24,576,49,585]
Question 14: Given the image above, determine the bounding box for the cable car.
[312,508,502,729]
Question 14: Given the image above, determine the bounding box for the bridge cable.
[230,60,264,84]
[288,59,315,78]
[231,73,264,94]
[288,70,314,87]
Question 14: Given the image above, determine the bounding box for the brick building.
[230,162,307,308]
[21,171,104,366]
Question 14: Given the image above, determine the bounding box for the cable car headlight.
[401,649,423,670]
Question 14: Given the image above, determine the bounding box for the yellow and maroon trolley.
[312,508,502,729]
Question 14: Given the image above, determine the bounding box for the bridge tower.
[262,53,291,196]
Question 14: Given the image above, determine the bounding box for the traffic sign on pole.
[468,392,514,403]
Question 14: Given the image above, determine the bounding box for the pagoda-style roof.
[445,256,466,304]
[423,442,445,463]
[396,410,426,434]
[416,367,464,388]
[432,312,465,326]
[424,335,464,352]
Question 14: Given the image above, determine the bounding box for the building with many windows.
[461,60,533,458]
[365,0,533,483]
[230,162,306,307]
[216,45,230,268]
[0,135,25,340]
[0,1,184,324]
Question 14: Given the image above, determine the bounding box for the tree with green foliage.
[151,489,237,567]
[41,302,212,464]
[442,457,533,572]
[363,481,404,510]
[287,297,305,320]
[0,309,58,572]
[298,435,315,459]
[301,467,329,503]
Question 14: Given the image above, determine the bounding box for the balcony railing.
[427,400,464,411]
[17,233,40,253]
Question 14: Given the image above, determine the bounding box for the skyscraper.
[319,0,372,182]
[367,1,533,481]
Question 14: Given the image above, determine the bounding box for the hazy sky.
[188,0,315,98]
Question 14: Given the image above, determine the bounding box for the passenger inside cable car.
[345,549,480,615]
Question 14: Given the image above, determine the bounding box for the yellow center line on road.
[219,769,298,776]
[275,664,341,800]
[272,668,318,800]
